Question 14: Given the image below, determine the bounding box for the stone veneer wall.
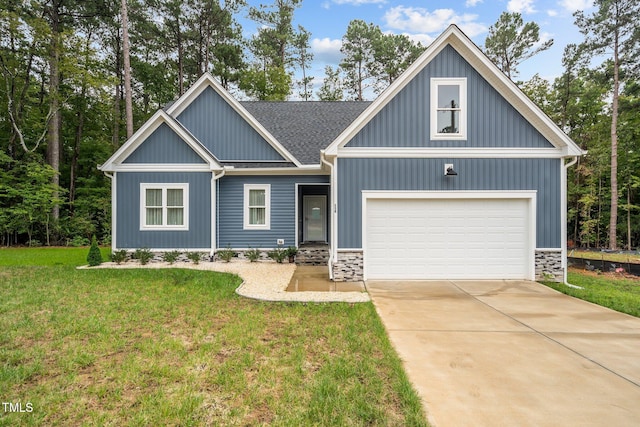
[535,250,564,282]
[333,251,364,282]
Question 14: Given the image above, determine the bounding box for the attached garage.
[363,192,536,280]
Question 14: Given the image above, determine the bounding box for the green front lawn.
[0,248,427,426]
[544,271,640,318]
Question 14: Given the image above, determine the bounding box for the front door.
[303,195,327,242]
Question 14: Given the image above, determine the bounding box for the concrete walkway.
[366,280,640,427]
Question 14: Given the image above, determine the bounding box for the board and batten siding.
[116,172,211,249]
[176,87,285,161]
[123,123,206,164]
[337,158,561,249]
[217,175,329,248]
[345,45,553,149]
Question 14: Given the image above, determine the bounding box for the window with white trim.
[430,78,467,140]
[140,183,189,230]
[244,184,270,230]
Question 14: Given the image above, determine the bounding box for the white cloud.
[547,9,558,16]
[311,38,343,63]
[465,0,483,6]
[559,0,593,12]
[332,0,387,5]
[507,0,536,14]
[383,6,486,37]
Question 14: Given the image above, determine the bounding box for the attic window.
[140,183,189,231]
[430,78,467,140]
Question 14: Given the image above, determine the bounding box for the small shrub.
[217,246,236,263]
[134,248,153,265]
[86,235,103,267]
[111,249,128,265]
[286,246,298,262]
[163,251,181,264]
[268,246,286,264]
[246,247,261,262]
[187,252,202,264]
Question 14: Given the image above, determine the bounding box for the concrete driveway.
[366,280,640,427]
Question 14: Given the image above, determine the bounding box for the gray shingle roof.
[240,101,371,165]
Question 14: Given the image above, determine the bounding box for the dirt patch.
[569,266,640,282]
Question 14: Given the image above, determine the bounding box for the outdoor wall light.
[444,163,458,176]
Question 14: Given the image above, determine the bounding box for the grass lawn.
[544,270,640,318]
[0,248,427,426]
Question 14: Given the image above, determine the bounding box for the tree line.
[0,0,638,251]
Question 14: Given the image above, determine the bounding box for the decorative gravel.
[80,260,370,303]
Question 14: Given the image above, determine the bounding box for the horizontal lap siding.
[346,45,552,149]
[337,158,560,249]
[116,172,211,249]
[218,175,329,248]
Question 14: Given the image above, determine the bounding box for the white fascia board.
[165,73,303,167]
[113,164,212,172]
[338,147,568,159]
[224,166,327,176]
[448,36,586,157]
[324,25,585,158]
[99,110,221,172]
[324,27,455,156]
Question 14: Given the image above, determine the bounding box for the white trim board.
[165,73,302,167]
[324,25,585,158]
[99,110,221,172]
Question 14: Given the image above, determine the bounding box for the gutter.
[102,171,116,253]
[320,151,335,280]
[211,168,226,258]
[562,156,581,288]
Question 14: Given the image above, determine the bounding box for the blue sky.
[239,0,595,98]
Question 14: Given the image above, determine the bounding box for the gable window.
[244,184,271,230]
[140,183,189,230]
[430,78,467,140]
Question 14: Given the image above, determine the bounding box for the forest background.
[0,0,638,251]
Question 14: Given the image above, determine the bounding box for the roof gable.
[124,122,207,164]
[345,45,553,150]
[99,110,220,172]
[324,25,585,158]
[166,73,301,166]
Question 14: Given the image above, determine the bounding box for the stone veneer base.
[332,251,364,282]
[332,249,565,283]
[535,250,564,282]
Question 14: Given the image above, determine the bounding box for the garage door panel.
[365,198,531,280]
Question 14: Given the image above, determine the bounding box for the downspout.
[211,168,226,260]
[562,156,579,287]
[320,151,335,280]
[103,171,116,253]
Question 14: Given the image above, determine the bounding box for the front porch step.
[296,245,330,266]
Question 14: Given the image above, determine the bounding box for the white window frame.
[430,77,467,140]
[243,184,271,230]
[140,183,189,231]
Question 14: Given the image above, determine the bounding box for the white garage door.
[365,198,532,280]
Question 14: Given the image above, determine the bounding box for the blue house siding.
[337,157,560,249]
[217,175,329,248]
[176,87,285,161]
[116,172,211,249]
[123,123,206,164]
[345,45,553,149]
